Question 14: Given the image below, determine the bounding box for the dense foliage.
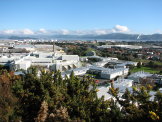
[0,68,162,121]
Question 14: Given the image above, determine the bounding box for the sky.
[0,0,162,35]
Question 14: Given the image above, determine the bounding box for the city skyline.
[0,0,162,35]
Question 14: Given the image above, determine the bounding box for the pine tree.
[11,66,162,121]
[35,101,48,122]
[0,70,20,121]
[154,91,162,120]
[47,106,70,122]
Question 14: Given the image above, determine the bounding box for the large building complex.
[127,71,153,83]
[0,42,81,72]
[0,51,80,72]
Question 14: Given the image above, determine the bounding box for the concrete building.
[100,68,129,79]
[114,78,133,93]
[61,67,89,78]
[97,86,113,100]
[114,61,138,68]
[94,57,118,67]
[14,45,36,52]
[148,74,162,85]
[0,51,81,72]
[0,45,8,52]
[106,60,137,68]
[97,78,133,100]
[128,71,153,83]
[88,66,129,80]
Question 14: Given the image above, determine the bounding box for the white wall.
[18,61,31,70]
[61,55,79,61]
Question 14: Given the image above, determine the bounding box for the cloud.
[60,29,70,35]
[93,30,108,35]
[3,30,15,34]
[39,28,47,33]
[21,29,34,35]
[113,25,129,32]
[0,25,130,35]
[154,30,162,34]
[44,29,70,35]
[1,29,34,35]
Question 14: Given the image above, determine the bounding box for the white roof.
[14,44,35,48]
[90,66,128,74]
[113,79,133,93]
[159,88,162,91]
[35,44,62,49]
[97,86,113,100]
[114,79,133,86]
[128,71,152,78]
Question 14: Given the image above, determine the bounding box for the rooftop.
[128,71,152,78]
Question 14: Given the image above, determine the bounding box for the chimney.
[53,41,55,53]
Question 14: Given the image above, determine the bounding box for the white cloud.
[93,29,113,35]
[3,30,15,34]
[46,30,70,35]
[0,25,130,35]
[113,25,129,32]
[38,28,47,33]
[155,30,162,34]
[21,29,34,35]
[1,29,34,35]
[94,30,108,35]
[60,29,70,35]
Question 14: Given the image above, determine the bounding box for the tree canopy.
[0,67,162,121]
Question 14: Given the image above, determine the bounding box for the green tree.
[148,61,154,68]
[137,61,142,68]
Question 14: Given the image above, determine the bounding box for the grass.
[130,66,160,74]
[133,59,162,65]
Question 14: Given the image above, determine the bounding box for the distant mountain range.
[0,33,162,41]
